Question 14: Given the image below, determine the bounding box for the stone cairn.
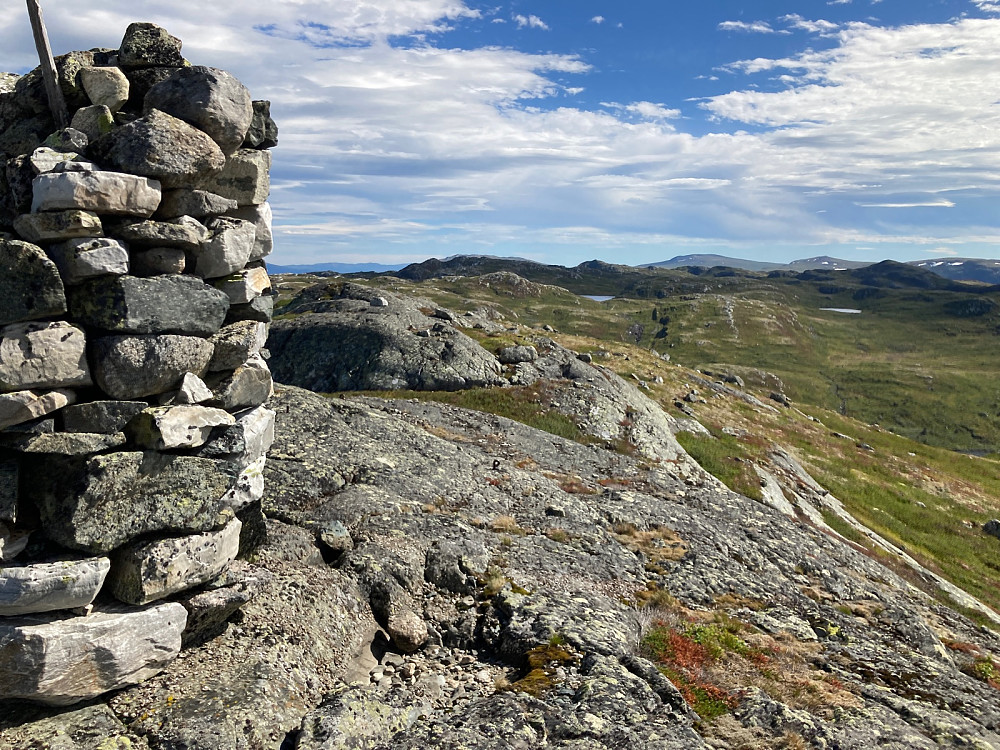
[0,23,277,706]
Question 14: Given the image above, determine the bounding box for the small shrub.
[490,515,527,536]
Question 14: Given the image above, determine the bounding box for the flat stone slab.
[127,405,235,450]
[109,518,242,605]
[28,450,238,553]
[208,320,268,371]
[0,321,91,392]
[207,355,272,411]
[112,215,208,249]
[0,602,186,705]
[214,266,271,304]
[68,274,229,337]
[158,188,237,219]
[196,148,270,205]
[91,335,214,400]
[0,557,111,616]
[194,216,255,278]
[47,237,129,284]
[197,405,275,467]
[13,210,102,243]
[0,431,126,456]
[0,389,75,431]
[226,202,272,261]
[31,171,161,216]
[62,400,147,434]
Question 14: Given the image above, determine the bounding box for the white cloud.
[780,14,839,34]
[972,1,1000,13]
[857,200,957,208]
[514,14,549,30]
[718,20,788,34]
[591,15,605,24]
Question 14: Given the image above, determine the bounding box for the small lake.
[820,307,862,314]
[583,295,615,302]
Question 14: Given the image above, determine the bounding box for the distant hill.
[909,258,1000,285]
[645,254,867,272]
[268,262,405,274]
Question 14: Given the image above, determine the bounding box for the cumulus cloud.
[514,14,549,30]
[972,0,1000,12]
[780,14,839,34]
[591,15,605,24]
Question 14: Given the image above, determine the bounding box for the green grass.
[675,430,763,501]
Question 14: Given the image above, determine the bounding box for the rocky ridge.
[0,23,277,707]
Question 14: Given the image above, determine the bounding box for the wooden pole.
[25,0,69,129]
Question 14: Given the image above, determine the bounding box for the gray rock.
[206,355,273,411]
[214,266,271,303]
[69,104,115,142]
[0,704,148,750]
[176,372,214,404]
[226,202,273,260]
[90,109,225,189]
[0,321,91,391]
[13,209,102,243]
[225,293,273,324]
[145,66,253,155]
[126,405,235,450]
[68,274,229,336]
[6,154,36,216]
[118,22,185,68]
[0,602,186,705]
[0,239,66,325]
[42,127,89,153]
[294,686,425,750]
[425,539,489,595]
[243,99,278,149]
[498,345,538,364]
[0,557,111,616]
[111,215,208,249]
[31,170,161,216]
[157,188,238,219]
[80,66,130,111]
[197,405,275,467]
[208,320,268,371]
[62,400,147,433]
[268,285,504,392]
[108,518,242,605]
[130,247,186,276]
[0,388,75,431]
[177,562,259,647]
[0,522,29,562]
[0,431,126,456]
[196,148,270,205]
[194,216,255,278]
[27,450,237,553]
[220,456,267,511]
[984,519,1000,540]
[47,237,130,284]
[90,334,214,400]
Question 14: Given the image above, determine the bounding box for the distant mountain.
[644,254,867,272]
[268,262,405,274]
[908,258,1000,285]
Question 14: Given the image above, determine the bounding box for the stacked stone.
[0,23,277,706]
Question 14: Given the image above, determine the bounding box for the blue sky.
[1,1,999,267]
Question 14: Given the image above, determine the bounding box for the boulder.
[206,355,272,411]
[0,321,91,391]
[68,274,229,336]
[157,188,237,219]
[79,66,129,112]
[145,66,253,155]
[13,209,102,243]
[208,320,268,371]
[42,127,89,153]
[31,171,161,216]
[0,431,126,456]
[90,334,214,400]
[984,519,1000,540]
[0,238,66,325]
[90,109,225,189]
[27,450,237,553]
[47,237,129,284]
[130,247,186,276]
[61,400,148,434]
[498,345,538,364]
[69,104,114,142]
[243,100,278,149]
[118,22,185,68]
[0,557,110,616]
[108,519,242,605]
[0,388,75,431]
[196,148,270,205]
[0,602,186,705]
[111,215,208,249]
[193,216,255,278]
[226,202,272,261]
[126,404,235,450]
[214,266,271,304]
